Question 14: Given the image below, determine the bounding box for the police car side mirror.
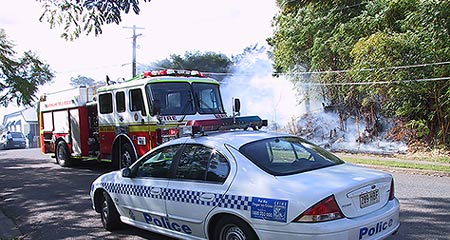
[121,168,132,178]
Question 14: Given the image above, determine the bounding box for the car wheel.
[101,192,122,231]
[213,216,259,240]
[120,143,136,169]
[56,141,72,167]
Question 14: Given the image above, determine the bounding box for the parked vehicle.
[39,69,227,168]
[90,116,400,240]
[0,131,27,150]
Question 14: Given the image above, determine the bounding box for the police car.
[90,116,400,240]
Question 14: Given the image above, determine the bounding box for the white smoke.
[220,50,408,154]
[297,111,408,154]
[220,51,302,126]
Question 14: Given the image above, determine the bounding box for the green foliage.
[0,29,54,107]
[152,51,233,81]
[406,119,430,139]
[37,0,151,40]
[270,0,450,148]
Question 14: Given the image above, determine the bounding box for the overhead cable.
[282,61,450,75]
[301,76,450,86]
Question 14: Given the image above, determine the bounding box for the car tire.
[213,215,259,240]
[56,141,72,167]
[120,143,136,169]
[101,192,122,231]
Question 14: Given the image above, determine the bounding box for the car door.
[113,144,182,227]
[165,144,234,238]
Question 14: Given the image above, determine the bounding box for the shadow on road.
[0,149,173,240]
[393,197,450,240]
[2,149,449,239]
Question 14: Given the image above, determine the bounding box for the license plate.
[360,189,380,208]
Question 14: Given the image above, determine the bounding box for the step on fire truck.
[39,69,231,169]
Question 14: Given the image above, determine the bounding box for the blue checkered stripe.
[101,182,164,199]
[101,182,252,211]
[215,194,251,210]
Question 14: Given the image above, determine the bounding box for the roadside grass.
[341,157,450,173]
[405,155,450,164]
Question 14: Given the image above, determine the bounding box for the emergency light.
[143,69,206,78]
[180,116,268,136]
[156,128,180,145]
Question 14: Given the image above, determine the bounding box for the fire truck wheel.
[56,141,72,167]
[120,143,136,169]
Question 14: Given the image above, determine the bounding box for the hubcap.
[121,150,132,168]
[57,146,65,162]
[102,200,109,221]
[221,225,246,240]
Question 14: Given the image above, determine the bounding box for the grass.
[341,157,450,173]
[407,155,450,164]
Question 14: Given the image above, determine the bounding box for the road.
[1,148,449,239]
[0,148,171,240]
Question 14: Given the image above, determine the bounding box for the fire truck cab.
[39,69,227,169]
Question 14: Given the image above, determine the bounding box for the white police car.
[90,116,400,240]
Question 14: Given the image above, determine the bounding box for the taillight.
[389,179,395,200]
[295,195,343,223]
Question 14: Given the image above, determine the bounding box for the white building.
[1,106,39,148]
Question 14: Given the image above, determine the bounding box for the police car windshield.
[239,137,344,176]
[147,82,225,115]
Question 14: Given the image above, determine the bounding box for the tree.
[0,29,54,107]
[70,75,97,87]
[38,0,151,40]
[269,0,450,148]
[152,51,233,81]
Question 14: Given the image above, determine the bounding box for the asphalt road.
[1,148,449,239]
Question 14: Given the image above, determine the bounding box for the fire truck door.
[69,109,82,155]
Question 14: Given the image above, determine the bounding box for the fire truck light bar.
[143,69,206,78]
[181,116,268,136]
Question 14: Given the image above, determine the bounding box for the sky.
[0,0,279,118]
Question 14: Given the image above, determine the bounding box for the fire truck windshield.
[146,82,225,116]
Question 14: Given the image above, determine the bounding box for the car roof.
[170,130,292,149]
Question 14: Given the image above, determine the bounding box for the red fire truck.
[39,69,229,169]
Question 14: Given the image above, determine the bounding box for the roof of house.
[2,106,38,125]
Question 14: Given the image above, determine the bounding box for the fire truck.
[39,69,231,169]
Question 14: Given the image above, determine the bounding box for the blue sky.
[0,0,278,117]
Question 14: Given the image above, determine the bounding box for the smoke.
[296,111,408,154]
[220,51,301,126]
[220,49,407,154]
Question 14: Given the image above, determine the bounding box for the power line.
[301,76,450,86]
[203,60,450,77]
[282,61,450,76]
[54,59,450,87]
[55,63,130,74]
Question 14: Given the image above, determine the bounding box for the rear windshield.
[239,137,344,176]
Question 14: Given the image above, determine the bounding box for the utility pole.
[123,25,144,77]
